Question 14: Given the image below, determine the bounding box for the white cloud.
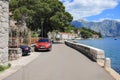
[61,0,119,20]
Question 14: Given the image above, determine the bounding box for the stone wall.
[0,0,9,64]
[65,41,105,66]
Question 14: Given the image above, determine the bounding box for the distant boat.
[114,39,117,40]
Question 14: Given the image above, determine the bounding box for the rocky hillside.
[71,19,120,37]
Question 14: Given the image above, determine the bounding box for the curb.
[0,52,40,80]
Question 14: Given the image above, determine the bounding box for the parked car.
[35,38,52,51]
[20,45,31,56]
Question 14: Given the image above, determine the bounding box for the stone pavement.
[0,52,40,80]
[3,44,115,80]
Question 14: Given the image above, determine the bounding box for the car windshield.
[38,39,49,42]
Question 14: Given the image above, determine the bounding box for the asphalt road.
[4,44,115,80]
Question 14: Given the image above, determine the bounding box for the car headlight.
[24,47,28,50]
[35,44,39,47]
[47,43,51,47]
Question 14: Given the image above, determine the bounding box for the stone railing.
[65,41,105,64]
[65,40,120,80]
[65,40,107,67]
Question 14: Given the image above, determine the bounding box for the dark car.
[20,45,31,56]
[35,38,52,51]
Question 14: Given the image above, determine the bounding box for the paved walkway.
[3,44,115,80]
[0,52,40,80]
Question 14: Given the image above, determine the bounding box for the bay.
[77,38,120,74]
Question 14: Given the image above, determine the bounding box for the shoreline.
[65,40,120,80]
[74,38,120,74]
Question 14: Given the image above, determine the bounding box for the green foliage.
[78,27,102,39]
[0,63,11,72]
[80,30,92,39]
[64,25,76,33]
[9,0,18,11]
[0,65,4,71]
[31,32,38,38]
[13,9,21,21]
[10,0,73,37]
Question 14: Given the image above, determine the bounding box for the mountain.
[71,19,120,37]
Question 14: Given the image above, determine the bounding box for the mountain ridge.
[71,19,120,37]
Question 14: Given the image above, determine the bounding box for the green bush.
[0,63,11,72]
[0,65,5,71]
[8,63,11,67]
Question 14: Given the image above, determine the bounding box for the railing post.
[104,58,111,69]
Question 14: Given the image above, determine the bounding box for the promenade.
[3,44,115,80]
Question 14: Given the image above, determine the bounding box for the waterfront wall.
[0,0,9,64]
[65,41,105,65]
[65,40,120,79]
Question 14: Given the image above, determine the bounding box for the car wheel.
[48,47,52,51]
[34,48,38,52]
[22,52,27,56]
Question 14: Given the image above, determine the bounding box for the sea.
[76,37,120,74]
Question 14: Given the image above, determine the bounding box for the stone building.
[0,0,9,65]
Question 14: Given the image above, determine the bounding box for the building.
[58,32,77,40]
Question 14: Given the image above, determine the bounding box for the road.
[4,44,115,80]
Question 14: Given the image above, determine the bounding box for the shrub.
[0,65,5,71]
[0,63,11,72]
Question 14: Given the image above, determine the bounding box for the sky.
[59,0,120,21]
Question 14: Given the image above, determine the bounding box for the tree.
[80,30,92,39]
[78,27,102,39]
[10,0,73,38]
[10,0,36,22]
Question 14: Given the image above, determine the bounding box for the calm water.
[77,38,120,74]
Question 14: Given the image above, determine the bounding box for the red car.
[35,38,52,51]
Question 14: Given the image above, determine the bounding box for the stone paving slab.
[0,52,40,80]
